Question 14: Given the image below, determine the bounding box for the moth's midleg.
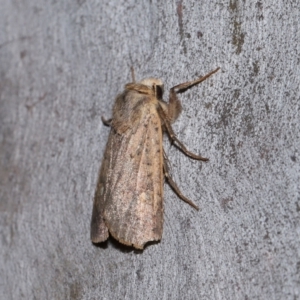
[163,156,199,210]
[166,119,208,161]
[157,105,208,161]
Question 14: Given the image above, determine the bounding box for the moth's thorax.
[139,78,164,101]
[139,78,163,88]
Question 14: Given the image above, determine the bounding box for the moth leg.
[168,67,220,123]
[163,153,199,210]
[157,105,208,161]
[167,119,208,161]
[172,67,220,92]
[168,88,182,123]
[101,116,112,127]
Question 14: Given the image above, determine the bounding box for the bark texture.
[0,0,299,299]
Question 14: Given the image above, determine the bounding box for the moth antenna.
[130,66,136,83]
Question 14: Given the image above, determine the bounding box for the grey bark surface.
[1,0,299,299]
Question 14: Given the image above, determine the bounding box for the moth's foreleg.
[167,67,220,123]
[167,88,182,123]
[170,67,220,92]
[101,116,112,127]
[163,156,199,210]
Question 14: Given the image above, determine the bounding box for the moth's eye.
[155,85,164,100]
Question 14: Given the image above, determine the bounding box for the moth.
[91,67,219,249]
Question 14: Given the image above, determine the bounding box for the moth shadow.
[91,240,109,249]
[109,237,138,253]
[97,236,161,253]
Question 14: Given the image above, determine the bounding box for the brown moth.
[91,67,220,249]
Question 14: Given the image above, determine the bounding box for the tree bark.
[1,0,299,299]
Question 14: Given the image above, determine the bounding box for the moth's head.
[139,78,164,100]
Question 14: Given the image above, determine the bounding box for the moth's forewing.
[91,89,164,249]
[90,131,114,243]
[90,201,109,243]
